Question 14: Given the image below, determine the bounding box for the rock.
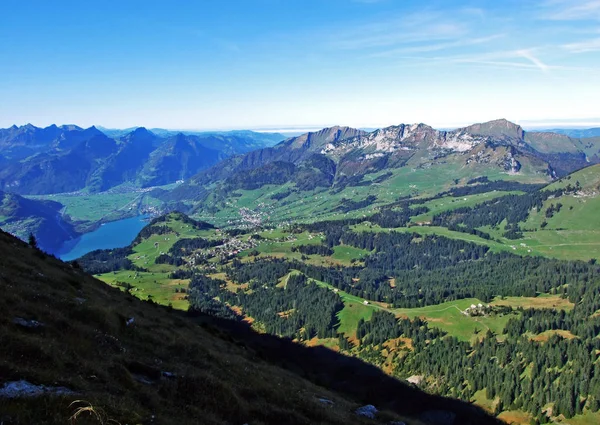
[0,380,73,398]
[355,405,378,419]
[420,410,456,425]
[126,317,135,326]
[406,375,423,385]
[317,397,334,406]
[12,317,43,329]
[132,374,155,385]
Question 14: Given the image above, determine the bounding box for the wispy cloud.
[516,49,549,72]
[328,11,467,50]
[385,48,594,73]
[562,37,600,52]
[369,34,504,57]
[539,0,600,20]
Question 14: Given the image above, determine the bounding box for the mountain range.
[0,124,285,195]
[2,118,600,254]
[540,127,600,138]
[162,119,600,216]
[3,119,600,424]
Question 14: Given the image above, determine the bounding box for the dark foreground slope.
[0,230,501,425]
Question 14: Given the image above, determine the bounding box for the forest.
[80,194,600,423]
[431,185,576,238]
[354,274,600,422]
[179,226,600,422]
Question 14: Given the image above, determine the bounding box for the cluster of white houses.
[462,303,492,316]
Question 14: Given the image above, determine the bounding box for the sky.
[0,0,599,130]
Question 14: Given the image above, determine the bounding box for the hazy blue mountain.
[95,126,141,138]
[0,125,286,195]
[97,126,285,149]
[540,128,600,138]
[0,132,118,194]
[90,128,162,191]
[0,190,77,253]
[0,124,104,160]
[138,133,225,187]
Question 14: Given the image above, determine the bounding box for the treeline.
[369,205,429,228]
[221,231,598,309]
[218,273,343,339]
[442,180,545,197]
[351,277,600,422]
[132,212,215,245]
[149,212,214,230]
[77,246,144,274]
[155,253,185,266]
[270,190,292,201]
[431,188,567,239]
[132,225,173,245]
[334,195,377,213]
[188,274,238,320]
[169,237,222,256]
[291,244,334,256]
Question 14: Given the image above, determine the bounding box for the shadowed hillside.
[0,229,502,425]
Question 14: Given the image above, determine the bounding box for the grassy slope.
[409,191,523,223]
[348,165,600,261]
[392,299,514,343]
[98,214,218,309]
[26,183,175,230]
[0,229,507,425]
[192,160,550,228]
[87,212,590,424]
[513,164,600,260]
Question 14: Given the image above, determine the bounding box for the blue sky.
[1,0,599,130]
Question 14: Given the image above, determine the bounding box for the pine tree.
[28,233,38,249]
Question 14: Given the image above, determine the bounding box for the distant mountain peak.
[131,126,152,135]
[285,126,365,151]
[464,118,524,140]
[59,124,84,131]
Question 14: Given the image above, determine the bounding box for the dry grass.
[69,400,120,425]
[497,410,532,425]
[529,329,578,342]
[491,295,574,311]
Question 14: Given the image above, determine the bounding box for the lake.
[59,215,150,261]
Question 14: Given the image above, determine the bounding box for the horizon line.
[4,119,600,133]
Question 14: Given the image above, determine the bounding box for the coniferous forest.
[165,216,600,423]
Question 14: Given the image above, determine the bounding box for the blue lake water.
[59,215,150,261]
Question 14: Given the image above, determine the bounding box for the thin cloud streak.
[327,11,467,50]
[563,37,600,52]
[539,0,600,20]
[369,34,504,57]
[517,50,549,72]
[378,48,598,73]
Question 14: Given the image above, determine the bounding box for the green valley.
[78,180,600,424]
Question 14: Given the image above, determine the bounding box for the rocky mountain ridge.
[180,118,600,194]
